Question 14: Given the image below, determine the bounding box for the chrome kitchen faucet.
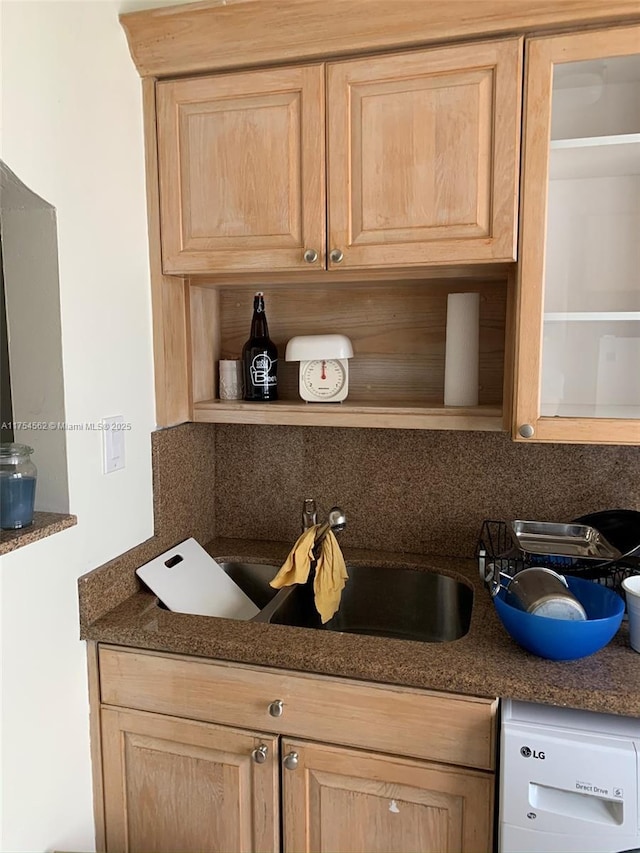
[302,498,318,531]
[301,499,347,558]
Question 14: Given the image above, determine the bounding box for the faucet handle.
[327,507,346,534]
[302,499,318,531]
[312,507,347,560]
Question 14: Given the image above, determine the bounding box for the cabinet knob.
[251,744,269,764]
[518,424,535,438]
[303,248,319,264]
[329,249,344,264]
[283,751,299,770]
[268,699,284,717]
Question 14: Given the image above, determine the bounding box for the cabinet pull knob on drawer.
[251,744,269,764]
[268,699,284,717]
[283,751,299,770]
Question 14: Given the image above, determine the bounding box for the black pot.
[572,509,640,568]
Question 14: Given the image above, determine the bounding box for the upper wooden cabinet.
[123,0,639,440]
[156,38,522,274]
[515,25,640,445]
[327,39,522,269]
[157,65,325,274]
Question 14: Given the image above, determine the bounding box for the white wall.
[1,1,157,849]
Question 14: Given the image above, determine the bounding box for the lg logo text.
[520,746,546,760]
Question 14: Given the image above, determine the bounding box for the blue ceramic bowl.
[494,575,624,661]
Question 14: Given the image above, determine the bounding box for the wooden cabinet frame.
[141,67,517,430]
[89,644,498,853]
[514,25,640,445]
[120,2,640,79]
[124,2,640,440]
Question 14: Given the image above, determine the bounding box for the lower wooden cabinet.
[100,708,279,853]
[93,646,496,853]
[282,739,493,853]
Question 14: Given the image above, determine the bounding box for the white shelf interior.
[544,174,640,315]
[540,403,640,419]
[544,312,640,322]
[541,323,640,419]
[540,55,640,421]
[549,134,640,179]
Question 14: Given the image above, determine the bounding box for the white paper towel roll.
[444,293,480,407]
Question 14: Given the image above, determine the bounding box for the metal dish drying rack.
[476,519,640,596]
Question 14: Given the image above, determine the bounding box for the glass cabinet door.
[515,25,640,444]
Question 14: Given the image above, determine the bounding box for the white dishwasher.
[500,699,640,853]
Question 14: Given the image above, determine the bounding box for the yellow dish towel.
[270,524,348,623]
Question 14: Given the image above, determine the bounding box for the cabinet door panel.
[282,739,493,853]
[101,707,279,853]
[157,65,325,273]
[327,39,522,268]
[515,24,640,444]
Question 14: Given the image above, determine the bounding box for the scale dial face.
[299,359,348,402]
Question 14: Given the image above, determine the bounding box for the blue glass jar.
[0,443,37,529]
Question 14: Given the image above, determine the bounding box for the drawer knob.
[303,248,319,264]
[251,744,269,764]
[283,751,299,770]
[518,423,535,438]
[329,249,344,264]
[268,699,284,717]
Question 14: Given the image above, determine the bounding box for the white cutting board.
[136,538,260,620]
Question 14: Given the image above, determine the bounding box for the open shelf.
[193,398,504,431]
[190,276,510,432]
[549,133,640,179]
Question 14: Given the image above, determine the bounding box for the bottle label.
[250,354,277,387]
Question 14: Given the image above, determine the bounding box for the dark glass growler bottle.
[242,292,278,401]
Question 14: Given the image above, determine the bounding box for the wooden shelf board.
[188,264,514,289]
[193,399,504,431]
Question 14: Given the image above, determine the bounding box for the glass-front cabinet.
[515,25,640,444]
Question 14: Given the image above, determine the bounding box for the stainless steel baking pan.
[510,520,622,561]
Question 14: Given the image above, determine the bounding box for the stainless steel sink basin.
[267,565,473,642]
[215,561,473,642]
[218,561,280,609]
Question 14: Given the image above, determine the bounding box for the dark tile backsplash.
[80,422,638,627]
[211,424,640,558]
[152,422,218,546]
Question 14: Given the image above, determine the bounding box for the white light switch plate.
[102,415,125,473]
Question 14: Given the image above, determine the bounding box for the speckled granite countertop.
[79,536,640,717]
[1,511,76,555]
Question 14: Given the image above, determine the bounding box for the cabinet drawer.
[99,646,497,770]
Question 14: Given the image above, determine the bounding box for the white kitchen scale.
[285,334,354,402]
